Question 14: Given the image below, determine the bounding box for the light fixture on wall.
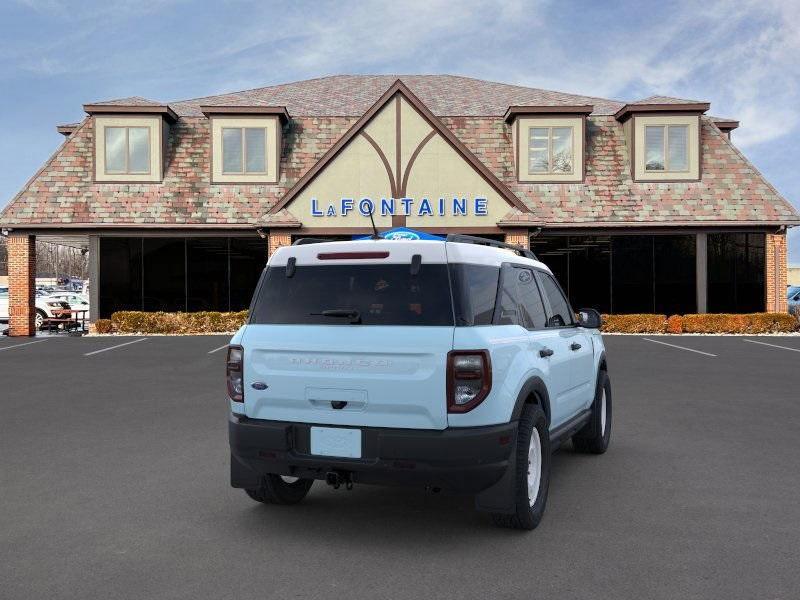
[0,228,10,236]
[256,228,267,239]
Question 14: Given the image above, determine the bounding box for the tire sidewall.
[517,404,551,528]
[596,371,612,447]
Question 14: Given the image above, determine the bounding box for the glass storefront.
[532,233,764,315]
[707,233,765,313]
[99,236,265,317]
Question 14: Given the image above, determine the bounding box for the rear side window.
[496,265,547,329]
[450,264,499,326]
[250,264,454,326]
[538,271,574,327]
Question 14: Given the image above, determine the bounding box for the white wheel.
[527,428,542,506]
[35,311,44,329]
[600,388,607,434]
[280,475,300,484]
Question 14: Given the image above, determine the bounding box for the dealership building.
[1,75,798,335]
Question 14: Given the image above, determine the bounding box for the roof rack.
[445,234,538,261]
[291,237,339,246]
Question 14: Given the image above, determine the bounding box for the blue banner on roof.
[354,228,445,241]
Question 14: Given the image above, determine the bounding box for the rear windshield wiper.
[310,309,362,324]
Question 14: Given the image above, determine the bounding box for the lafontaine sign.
[311,197,488,218]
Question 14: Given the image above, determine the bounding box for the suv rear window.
[250,264,454,326]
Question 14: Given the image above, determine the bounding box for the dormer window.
[202,106,289,184]
[84,101,175,183]
[105,126,151,174]
[505,106,591,183]
[528,126,574,174]
[222,127,268,174]
[644,124,688,172]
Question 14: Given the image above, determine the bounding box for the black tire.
[244,474,314,505]
[491,403,550,530]
[573,370,612,454]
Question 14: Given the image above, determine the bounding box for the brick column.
[8,234,36,336]
[504,229,530,250]
[268,230,292,257]
[765,232,788,312]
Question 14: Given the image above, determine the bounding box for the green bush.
[110,311,248,334]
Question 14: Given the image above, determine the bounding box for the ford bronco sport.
[228,234,611,529]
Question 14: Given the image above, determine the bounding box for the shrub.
[94,319,113,334]
[681,313,798,334]
[665,314,683,334]
[111,311,248,334]
[601,314,666,333]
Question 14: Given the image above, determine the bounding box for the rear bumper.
[229,414,517,493]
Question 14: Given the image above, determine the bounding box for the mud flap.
[473,447,517,514]
[230,453,262,489]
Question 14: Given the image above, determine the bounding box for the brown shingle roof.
[631,95,707,105]
[168,74,626,117]
[87,96,164,106]
[2,76,796,229]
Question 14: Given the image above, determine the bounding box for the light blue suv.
[228,235,611,529]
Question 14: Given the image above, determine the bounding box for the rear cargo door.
[242,241,454,430]
[242,325,452,429]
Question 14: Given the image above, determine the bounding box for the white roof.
[269,239,551,272]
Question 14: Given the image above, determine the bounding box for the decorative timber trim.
[267,79,530,215]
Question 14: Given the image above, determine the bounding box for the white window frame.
[104,126,152,175]
[221,127,268,175]
[644,124,689,173]
[527,126,574,175]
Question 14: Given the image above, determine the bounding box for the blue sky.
[1,0,798,260]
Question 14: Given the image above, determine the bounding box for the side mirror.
[577,308,602,329]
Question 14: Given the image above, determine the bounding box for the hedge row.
[94,310,798,335]
[109,311,248,334]
[601,313,799,334]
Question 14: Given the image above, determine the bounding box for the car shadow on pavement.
[225,447,586,543]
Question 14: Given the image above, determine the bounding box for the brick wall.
[268,230,292,257]
[7,234,36,336]
[504,229,529,250]
[765,232,788,313]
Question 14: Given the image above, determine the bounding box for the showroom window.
[222,127,267,174]
[707,233,764,313]
[645,125,689,172]
[532,234,696,314]
[99,237,265,317]
[528,126,573,174]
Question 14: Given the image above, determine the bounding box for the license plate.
[310,427,362,458]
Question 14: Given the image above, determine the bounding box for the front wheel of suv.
[573,370,612,454]
[491,403,551,530]
[245,474,314,505]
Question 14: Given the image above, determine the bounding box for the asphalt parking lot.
[1,334,799,599]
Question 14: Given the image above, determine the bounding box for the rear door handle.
[570,342,582,351]
[539,348,554,358]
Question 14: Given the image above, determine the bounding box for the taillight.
[447,350,491,413]
[227,345,244,402]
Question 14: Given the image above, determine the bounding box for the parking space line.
[0,339,49,352]
[743,339,800,353]
[642,337,717,357]
[84,338,147,356]
[207,344,229,355]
